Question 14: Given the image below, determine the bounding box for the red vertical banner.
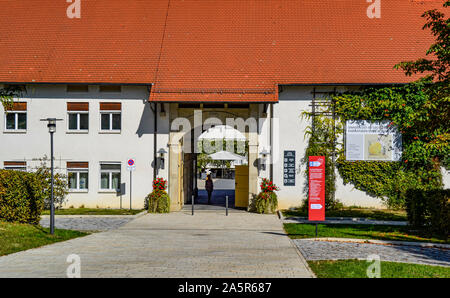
[308,156,325,221]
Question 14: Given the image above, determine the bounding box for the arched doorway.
[167,104,260,211]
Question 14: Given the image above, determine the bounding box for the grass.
[0,221,89,256]
[283,223,449,244]
[283,207,407,221]
[308,259,450,278]
[41,208,143,216]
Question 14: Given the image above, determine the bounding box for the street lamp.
[40,118,62,234]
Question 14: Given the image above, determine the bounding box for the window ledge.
[98,190,120,193]
[98,130,121,134]
[66,130,89,134]
[3,130,27,134]
[68,190,89,193]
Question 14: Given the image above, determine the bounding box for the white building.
[1,1,448,210]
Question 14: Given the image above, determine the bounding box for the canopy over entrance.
[208,151,246,161]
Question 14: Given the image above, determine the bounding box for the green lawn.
[283,223,449,244]
[42,208,143,216]
[0,221,89,256]
[283,207,407,221]
[308,259,450,278]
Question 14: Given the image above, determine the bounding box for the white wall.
[272,86,385,209]
[0,84,155,209]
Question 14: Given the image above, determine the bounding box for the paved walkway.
[294,239,450,267]
[0,211,313,278]
[40,215,137,231]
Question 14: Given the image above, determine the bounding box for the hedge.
[405,189,449,237]
[0,170,45,224]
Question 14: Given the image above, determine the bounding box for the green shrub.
[405,189,449,237]
[34,157,68,209]
[0,170,45,224]
[146,190,170,213]
[254,191,278,214]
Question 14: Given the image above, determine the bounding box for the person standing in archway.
[205,174,214,205]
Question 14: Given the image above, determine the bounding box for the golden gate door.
[234,165,249,208]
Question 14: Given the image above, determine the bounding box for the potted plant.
[255,178,279,214]
[146,178,170,213]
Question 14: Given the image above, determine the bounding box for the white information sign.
[346,120,402,161]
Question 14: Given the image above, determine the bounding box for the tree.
[394,0,450,168]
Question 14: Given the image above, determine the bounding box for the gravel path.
[39,216,137,231]
[294,239,450,267]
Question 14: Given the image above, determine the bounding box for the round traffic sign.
[127,159,135,166]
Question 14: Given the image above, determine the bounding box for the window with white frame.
[4,102,27,131]
[67,102,89,131]
[68,112,89,131]
[4,161,26,171]
[67,162,89,191]
[100,112,121,131]
[100,102,121,132]
[5,112,27,131]
[100,163,121,191]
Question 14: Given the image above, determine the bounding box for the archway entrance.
[167,104,261,211]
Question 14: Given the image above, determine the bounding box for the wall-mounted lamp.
[157,148,168,170]
[259,148,270,170]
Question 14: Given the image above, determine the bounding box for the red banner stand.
[308,156,326,226]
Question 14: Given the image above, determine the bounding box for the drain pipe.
[151,102,158,180]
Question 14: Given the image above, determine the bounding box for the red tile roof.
[0,0,446,102]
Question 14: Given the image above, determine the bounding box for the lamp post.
[40,118,62,234]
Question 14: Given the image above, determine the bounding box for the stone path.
[40,215,137,231]
[0,211,313,278]
[294,239,450,267]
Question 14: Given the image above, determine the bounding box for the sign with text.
[346,120,402,161]
[283,151,296,186]
[308,156,325,221]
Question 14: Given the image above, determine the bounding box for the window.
[68,112,89,131]
[100,103,121,132]
[99,85,121,93]
[4,161,26,171]
[100,163,121,191]
[67,102,89,132]
[4,102,27,132]
[67,85,89,93]
[67,162,89,191]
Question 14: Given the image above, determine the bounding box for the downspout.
[270,103,273,181]
[151,102,158,180]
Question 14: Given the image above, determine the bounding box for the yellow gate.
[234,165,249,208]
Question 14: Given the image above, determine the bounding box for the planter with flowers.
[145,178,170,213]
[254,178,279,214]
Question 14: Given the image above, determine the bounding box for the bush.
[146,178,170,213]
[254,191,278,214]
[34,157,68,209]
[405,189,449,237]
[146,190,170,213]
[0,170,45,224]
[254,179,279,214]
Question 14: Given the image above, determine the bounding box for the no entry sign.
[308,156,325,221]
